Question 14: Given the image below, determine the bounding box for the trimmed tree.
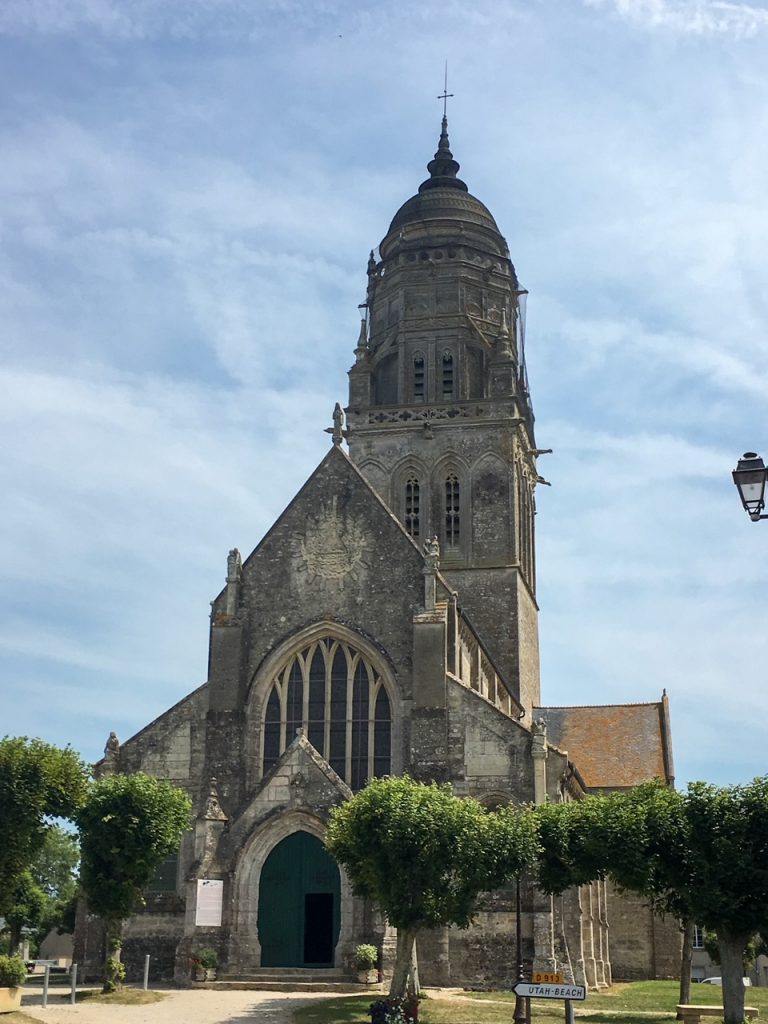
[0,737,90,918]
[325,775,538,999]
[3,871,47,954]
[77,773,191,991]
[534,778,768,1024]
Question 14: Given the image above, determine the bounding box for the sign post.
[512,981,587,1022]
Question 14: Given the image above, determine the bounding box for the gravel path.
[20,986,363,1024]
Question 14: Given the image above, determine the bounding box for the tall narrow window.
[442,352,454,399]
[263,688,281,775]
[404,477,420,540]
[413,355,425,402]
[350,661,370,791]
[445,474,461,548]
[307,647,325,753]
[262,637,392,790]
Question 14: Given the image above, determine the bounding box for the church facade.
[75,119,678,988]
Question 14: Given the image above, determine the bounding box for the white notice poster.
[195,879,224,927]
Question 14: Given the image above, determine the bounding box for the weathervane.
[437,61,453,117]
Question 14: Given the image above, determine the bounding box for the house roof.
[534,694,674,791]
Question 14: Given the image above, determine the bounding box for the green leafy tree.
[31,826,81,943]
[33,825,79,903]
[326,775,538,999]
[534,778,768,1024]
[77,773,191,992]
[0,737,90,918]
[3,871,47,954]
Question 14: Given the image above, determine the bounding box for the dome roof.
[388,187,500,235]
[384,116,503,241]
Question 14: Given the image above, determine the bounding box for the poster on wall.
[195,879,224,927]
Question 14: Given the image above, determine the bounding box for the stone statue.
[325,403,345,446]
[423,535,440,571]
[104,731,120,759]
[227,548,242,583]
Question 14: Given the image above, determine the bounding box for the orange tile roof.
[534,700,673,790]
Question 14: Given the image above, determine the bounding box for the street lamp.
[513,875,528,1024]
[732,452,768,521]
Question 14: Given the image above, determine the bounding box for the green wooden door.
[258,831,341,967]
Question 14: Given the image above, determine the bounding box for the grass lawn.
[294,982,768,1024]
[469,980,768,1014]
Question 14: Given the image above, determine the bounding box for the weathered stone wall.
[447,680,533,800]
[122,914,185,982]
[607,882,681,980]
[118,685,208,794]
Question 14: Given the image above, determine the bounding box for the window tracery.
[404,476,420,540]
[445,474,461,548]
[262,637,392,790]
[413,354,425,402]
[441,352,454,400]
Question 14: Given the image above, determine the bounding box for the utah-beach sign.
[512,982,587,1001]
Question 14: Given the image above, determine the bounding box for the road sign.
[533,971,564,984]
[513,982,587,1001]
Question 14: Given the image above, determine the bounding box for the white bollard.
[42,964,50,1008]
[143,955,150,991]
[70,963,77,1004]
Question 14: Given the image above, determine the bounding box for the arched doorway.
[258,831,341,967]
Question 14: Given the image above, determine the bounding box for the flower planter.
[0,987,22,1014]
[357,969,378,984]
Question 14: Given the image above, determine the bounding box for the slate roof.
[534,694,674,791]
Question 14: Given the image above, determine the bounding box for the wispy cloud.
[586,0,768,35]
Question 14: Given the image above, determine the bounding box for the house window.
[445,474,460,548]
[442,352,454,399]
[404,477,420,540]
[413,355,425,402]
[145,853,178,893]
[692,926,705,950]
[262,637,392,790]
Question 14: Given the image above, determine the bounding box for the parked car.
[700,978,752,986]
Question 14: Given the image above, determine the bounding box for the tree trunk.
[718,929,747,1024]
[103,916,124,993]
[389,927,418,1000]
[678,920,693,1018]
[8,923,22,956]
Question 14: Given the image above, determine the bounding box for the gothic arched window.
[262,637,392,790]
[445,474,461,548]
[404,476,420,540]
[413,354,426,402]
[441,352,454,400]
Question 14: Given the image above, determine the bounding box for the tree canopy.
[0,737,90,916]
[326,775,538,997]
[533,777,768,1024]
[77,772,191,990]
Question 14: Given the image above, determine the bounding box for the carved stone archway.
[228,810,354,970]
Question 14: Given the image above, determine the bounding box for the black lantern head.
[732,452,768,521]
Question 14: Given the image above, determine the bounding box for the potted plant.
[191,947,218,982]
[0,955,27,1013]
[354,943,379,984]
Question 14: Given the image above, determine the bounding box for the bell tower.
[346,118,544,713]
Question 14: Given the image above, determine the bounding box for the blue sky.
[2,0,767,789]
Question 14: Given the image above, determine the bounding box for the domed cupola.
[382,117,508,258]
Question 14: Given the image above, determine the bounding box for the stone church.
[76,118,678,988]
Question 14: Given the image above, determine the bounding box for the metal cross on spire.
[437,61,453,117]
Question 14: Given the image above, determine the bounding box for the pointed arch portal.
[257,831,341,967]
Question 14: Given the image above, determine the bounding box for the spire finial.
[437,61,453,119]
[420,67,467,195]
